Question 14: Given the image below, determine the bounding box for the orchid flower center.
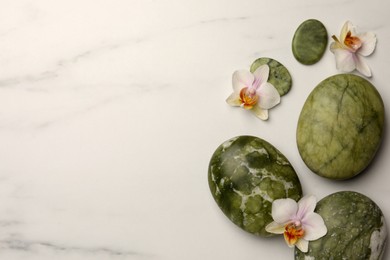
[239,87,258,109]
[344,31,362,51]
[284,221,305,246]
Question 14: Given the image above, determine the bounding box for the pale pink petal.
[252,65,269,89]
[251,105,268,120]
[355,54,372,77]
[272,198,297,224]
[302,212,327,241]
[226,92,242,106]
[333,49,356,72]
[296,195,316,220]
[265,221,285,234]
[295,239,309,253]
[232,70,254,92]
[357,32,377,56]
[257,83,280,109]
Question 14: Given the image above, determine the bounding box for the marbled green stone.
[208,136,302,236]
[292,19,328,65]
[250,57,292,96]
[297,74,384,180]
[295,191,387,260]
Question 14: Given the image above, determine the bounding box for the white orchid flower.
[226,65,280,120]
[265,195,327,253]
[330,21,377,77]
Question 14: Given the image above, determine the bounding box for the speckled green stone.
[250,57,292,96]
[292,19,328,65]
[295,191,387,260]
[208,136,302,236]
[297,74,384,180]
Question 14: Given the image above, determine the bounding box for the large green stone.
[208,136,302,236]
[292,19,328,65]
[250,57,292,96]
[295,191,387,260]
[297,74,384,179]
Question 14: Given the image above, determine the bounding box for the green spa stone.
[208,136,302,237]
[250,57,292,96]
[295,191,387,260]
[292,19,328,65]
[297,74,384,180]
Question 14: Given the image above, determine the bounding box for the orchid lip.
[239,87,258,109]
[344,31,362,52]
[284,222,305,246]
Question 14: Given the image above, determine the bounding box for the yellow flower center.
[344,31,362,51]
[239,87,258,109]
[284,221,305,246]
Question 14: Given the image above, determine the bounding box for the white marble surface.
[0,0,389,259]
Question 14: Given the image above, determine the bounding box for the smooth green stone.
[297,74,384,179]
[250,57,292,96]
[292,19,328,65]
[295,191,387,260]
[208,136,302,236]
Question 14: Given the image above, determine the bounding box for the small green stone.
[292,19,328,65]
[208,136,302,236]
[297,74,384,179]
[250,57,292,96]
[295,191,387,260]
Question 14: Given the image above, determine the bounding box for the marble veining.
[0,237,153,259]
[0,38,146,89]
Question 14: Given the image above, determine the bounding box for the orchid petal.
[272,198,297,224]
[355,54,372,77]
[226,92,242,106]
[296,195,316,220]
[284,237,296,248]
[333,49,356,72]
[295,239,309,253]
[330,41,343,52]
[265,221,285,234]
[257,83,280,109]
[302,212,327,241]
[232,70,254,92]
[340,21,352,41]
[347,21,358,36]
[252,65,269,89]
[357,32,377,56]
[251,105,268,120]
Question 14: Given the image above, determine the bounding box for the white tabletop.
[0,0,389,259]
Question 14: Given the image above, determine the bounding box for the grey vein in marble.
[1,238,152,258]
[0,38,145,89]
